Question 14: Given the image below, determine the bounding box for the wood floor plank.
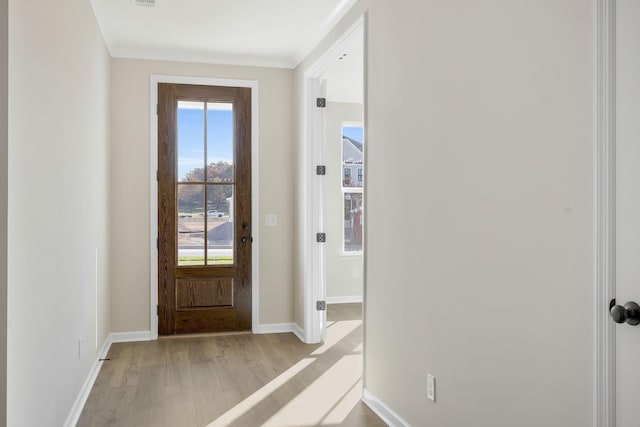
[78,303,384,426]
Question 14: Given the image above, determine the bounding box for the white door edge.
[149,75,260,339]
[595,1,615,426]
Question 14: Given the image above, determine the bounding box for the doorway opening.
[302,16,365,344]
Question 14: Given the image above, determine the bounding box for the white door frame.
[149,75,260,339]
[596,0,615,426]
[302,16,365,344]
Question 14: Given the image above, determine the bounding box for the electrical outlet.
[427,374,436,402]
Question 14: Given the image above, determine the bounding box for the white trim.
[110,330,155,343]
[255,323,299,334]
[361,11,370,394]
[326,295,362,304]
[362,389,410,427]
[596,1,616,427]
[149,75,260,338]
[302,15,365,345]
[292,323,305,342]
[304,16,365,79]
[342,120,363,128]
[302,77,325,345]
[340,251,363,257]
[63,337,112,427]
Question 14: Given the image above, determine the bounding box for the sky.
[343,126,363,143]
[177,105,363,181]
[178,102,233,181]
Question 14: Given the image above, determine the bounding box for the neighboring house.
[342,135,363,187]
[342,135,363,251]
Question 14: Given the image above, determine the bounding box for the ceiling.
[90,0,359,69]
[323,39,363,104]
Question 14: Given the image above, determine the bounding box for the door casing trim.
[149,75,259,339]
[596,1,615,426]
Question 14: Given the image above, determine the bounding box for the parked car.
[207,210,224,218]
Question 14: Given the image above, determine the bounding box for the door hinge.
[316,233,326,243]
[316,98,326,108]
[156,170,158,181]
[156,104,159,115]
[156,237,158,249]
[316,165,326,175]
[316,300,327,311]
[156,304,159,316]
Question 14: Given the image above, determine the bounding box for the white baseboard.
[326,295,363,304]
[110,330,154,343]
[63,337,112,427]
[292,323,305,342]
[64,330,154,426]
[363,388,410,427]
[255,322,297,334]
[254,322,307,343]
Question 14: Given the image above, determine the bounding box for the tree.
[178,161,234,213]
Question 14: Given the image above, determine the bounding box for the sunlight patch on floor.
[311,320,361,356]
[205,357,315,427]
[205,318,363,427]
[261,354,363,427]
[319,376,363,425]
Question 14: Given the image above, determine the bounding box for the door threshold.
[158,330,252,340]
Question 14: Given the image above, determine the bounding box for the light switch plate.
[265,214,278,227]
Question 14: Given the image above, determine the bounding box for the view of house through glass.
[177,101,234,266]
[342,126,364,252]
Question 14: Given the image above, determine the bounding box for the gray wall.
[297,0,595,425]
[364,0,594,425]
[0,0,7,424]
[109,58,295,331]
[7,0,111,424]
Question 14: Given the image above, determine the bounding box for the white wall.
[110,58,295,332]
[0,0,7,424]
[7,0,111,425]
[363,1,594,425]
[324,102,363,301]
[296,0,594,425]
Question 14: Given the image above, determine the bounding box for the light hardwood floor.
[77,303,384,427]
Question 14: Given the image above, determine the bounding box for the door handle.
[610,300,640,325]
[241,236,253,244]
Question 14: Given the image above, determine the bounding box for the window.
[344,168,351,183]
[342,126,364,252]
[176,101,235,266]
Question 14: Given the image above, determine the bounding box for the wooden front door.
[158,83,252,335]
